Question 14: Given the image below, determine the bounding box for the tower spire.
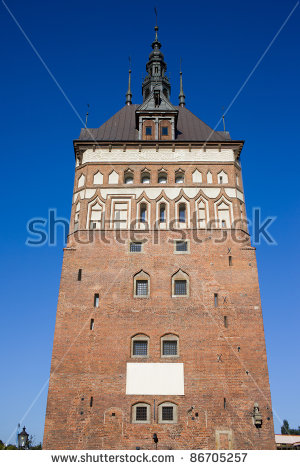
[125,57,132,105]
[179,58,186,107]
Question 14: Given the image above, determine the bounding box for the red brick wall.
[43,229,274,449]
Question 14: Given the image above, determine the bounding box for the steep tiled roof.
[78,105,231,142]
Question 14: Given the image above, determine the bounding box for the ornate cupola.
[142,25,171,102]
[136,25,178,141]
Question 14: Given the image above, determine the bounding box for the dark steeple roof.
[77,24,232,143]
[78,105,231,142]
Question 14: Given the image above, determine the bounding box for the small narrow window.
[229,256,232,266]
[90,397,93,407]
[158,173,167,184]
[214,293,218,307]
[175,173,184,184]
[78,269,82,281]
[141,171,150,184]
[179,203,186,223]
[224,316,228,328]
[125,175,133,184]
[224,398,226,409]
[155,66,158,73]
[219,176,223,184]
[175,240,187,252]
[136,280,148,297]
[130,242,142,252]
[90,319,94,330]
[159,203,166,222]
[145,127,152,136]
[221,220,226,228]
[94,294,99,307]
[174,280,187,296]
[162,127,168,136]
[140,204,147,223]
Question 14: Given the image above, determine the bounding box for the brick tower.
[43,25,275,450]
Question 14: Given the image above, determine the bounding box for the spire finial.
[125,56,132,105]
[154,7,158,40]
[179,58,186,107]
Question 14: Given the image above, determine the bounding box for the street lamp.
[18,426,29,449]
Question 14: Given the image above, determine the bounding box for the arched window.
[140,203,147,223]
[217,171,228,184]
[158,402,178,423]
[175,171,185,184]
[217,202,230,228]
[198,200,207,228]
[134,270,150,298]
[78,174,85,188]
[158,171,167,184]
[161,334,179,357]
[90,202,103,229]
[207,171,212,184]
[131,334,149,357]
[159,203,166,223]
[141,171,150,184]
[132,403,151,423]
[172,270,189,297]
[124,170,133,184]
[179,203,186,223]
[74,202,80,231]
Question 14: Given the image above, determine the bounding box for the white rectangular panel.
[126,363,184,395]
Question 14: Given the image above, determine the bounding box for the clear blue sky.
[0,0,299,445]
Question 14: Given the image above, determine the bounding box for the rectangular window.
[229,256,232,266]
[214,293,218,307]
[162,126,168,136]
[90,397,93,407]
[136,280,148,296]
[163,340,177,356]
[130,242,142,252]
[90,319,94,330]
[162,406,173,421]
[133,340,148,356]
[94,294,99,307]
[136,406,147,421]
[145,126,152,136]
[78,269,82,281]
[174,280,187,296]
[224,316,228,328]
[175,241,188,252]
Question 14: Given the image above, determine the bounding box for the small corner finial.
[222,106,226,132]
[179,58,186,107]
[125,56,132,105]
[85,104,90,128]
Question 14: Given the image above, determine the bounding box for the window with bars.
[174,280,187,296]
[175,241,187,252]
[162,127,168,136]
[163,340,178,356]
[145,127,152,136]
[133,340,148,356]
[158,402,177,423]
[162,406,174,421]
[135,406,148,421]
[130,242,142,252]
[136,280,148,296]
